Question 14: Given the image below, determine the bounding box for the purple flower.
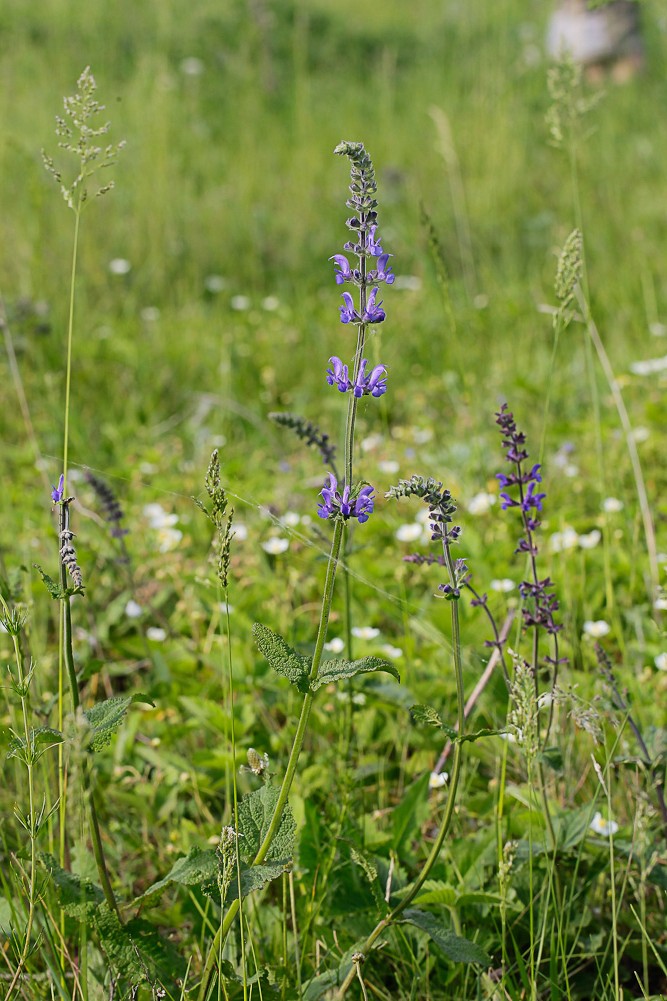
[51,474,65,504]
[352,359,388,398]
[317,473,375,524]
[326,356,352,393]
[363,287,385,324]
[367,225,383,256]
[371,253,395,285]
[330,254,353,285]
[339,292,359,324]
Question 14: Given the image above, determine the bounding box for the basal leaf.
[95,903,187,994]
[84,693,154,751]
[134,846,217,906]
[401,908,490,965]
[238,784,296,864]
[311,656,399,691]
[252,623,310,692]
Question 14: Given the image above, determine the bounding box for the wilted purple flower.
[317,473,375,524]
[326,356,352,392]
[363,287,385,324]
[51,473,65,504]
[353,359,387,398]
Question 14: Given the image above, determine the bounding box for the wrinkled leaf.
[238,784,296,865]
[39,852,104,918]
[95,903,187,991]
[226,861,290,903]
[135,846,217,906]
[84,693,154,751]
[312,656,399,691]
[33,563,83,599]
[252,623,310,691]
[401,908,490,964]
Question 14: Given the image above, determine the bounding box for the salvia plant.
[3,65,666,1001]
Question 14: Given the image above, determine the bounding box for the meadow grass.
[1,1,666,998]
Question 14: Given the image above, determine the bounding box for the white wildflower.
[108,258,131,275]
[583,620,611,638]
[324,637,345,654]
[146,627,167,642]
[550,527,579,553]
[352,626,380,640]
[378,459,400,474]
[602,497,623,513]
[578,529,601,550]
[156,526,183,552]
[204,275,226,293]
[381,644,403,659]
[395,523,423,543]
[180,57,204,76]
[589,812,619,837]
[261,537,289,555]
[654,653,667,671]
[468,491,496,515]
[125,600,143,619]
[230,294,250,311]
[262,295,280,311]
[490,578,515,593]
[230,523,248,541]
[429,771,448,789]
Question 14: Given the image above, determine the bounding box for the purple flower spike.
[51,473,65,504]
[317,473,338,519]
[340,291,359,324]
[330,254,353,285]
[326,356,352,393]
[363,287,385,324]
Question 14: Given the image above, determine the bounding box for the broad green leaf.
[226,861,290,902]
[311,656,399,691]
[252,623,310,691]
[401,908,490,964]
[391,772,430,853]
[302,948,359,1000]
[238,784,296,864]
[134,846,217,906]
[84,693,154,751]
[38,852,104,918]
[95,903,187,992]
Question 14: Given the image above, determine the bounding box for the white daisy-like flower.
[589,812,619,837]
[467,492,496,515]
[360,433,384,453]
[146,627,167,642]
[428,771,448,789]
[262,295,280,311]
[378,459,400,474]
[381,644,403,660]
[125,600,143,619]
[650,322,667,337]
[324,637,345,654]
[352,693,367,706]
[412,427,433,444]
[583,620,611,638]
[140,306,160,323]
[602,497,623,513]
[550,528,579,553]
[653,597,667,611]
[261,537,289,555]
[281,511,300,528]
[143,503,179,529]
[630,355,667,376]
[578,529,602,550]
[632,427,650,442]
[230,294,250,311]
[230,523,248,541]
[395,523,423,543]
[653,652,667,671]
[490,578,515,593]
[204,275,226,294]
[156,527,183,552]
[108,258,131,275]
[352,626,380,640]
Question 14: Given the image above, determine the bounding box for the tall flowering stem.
[198,143,390,998]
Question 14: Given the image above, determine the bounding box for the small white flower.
[563,463,579,478]
[180,56,204,76]
[653,597,667,611]
[146,627,167,642]
[473,293,488,309]
[578,529,601,550]
[429,771,448,789]
[602,497,623,513]
[583,620,611,638]
[468,492,496,515]
[394,275,422,291]
[204,274,226,294]
[632,427,650,443]
[381,643,403,659]
[630,355,667,376]
[218,602,234,615]
[490,578,515,593]
[395,523,423,543]
[156,527,183,552]
[589,812,619,837]
[261,537,289,555]
[143,503,179,529]
[352,692,367,706]
[109,258,131,275]
[415,507,432,525]
[352,626,380,640]
[262,295,280,311]
[378,459,400,474]
[140,306,160,323]
[499,730,518,743]
[125,600,143,619]
[550,528,579,553]
[230,294,250,311]
[658,553,667,564]
[537,691,553,709]
[412,427,433,444]
[281,511,300,527]
[230,523,248,541]
[649,322,666,337]
[360,433,384,453]
[139,462,158,475]
[324,637,345,654]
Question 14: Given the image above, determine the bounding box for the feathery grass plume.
[545,55,602,150]
[42,66,125,211]
[269,411,337,472]
[196,449,234,590]
[554,228,583,328]
[216,826,242,904]
[85,470,128,541]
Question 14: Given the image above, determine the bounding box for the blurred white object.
[547,1,643,79]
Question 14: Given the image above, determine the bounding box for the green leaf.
[226,861,290,903]
[95,903,187,991]
[38,852,104,918]
[410,704,456,738]
[252,623,310,692]
[391,772,431,853]
[400,908,490,964]
[238,784,296,865]
[84,693,154,751]
[312,656,399,691]
[7,726,64,761]
[134,847,217,906]
[302,949,359,1000]
[33,563,83,599]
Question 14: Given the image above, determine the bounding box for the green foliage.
[399,908,490,965]
[7,726,63,763]
[32,563,83,600]
[312,655,400,690]
[238,784,296,864]
[252,623,310,691]
[135,846,217,907]
[39,853,104,918]
[84,693,154,750]
[410,704,503,743]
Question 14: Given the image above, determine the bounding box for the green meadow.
[1,1,666,998]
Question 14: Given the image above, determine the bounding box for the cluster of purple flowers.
[317,474,375,524]
[326,357,387,398]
